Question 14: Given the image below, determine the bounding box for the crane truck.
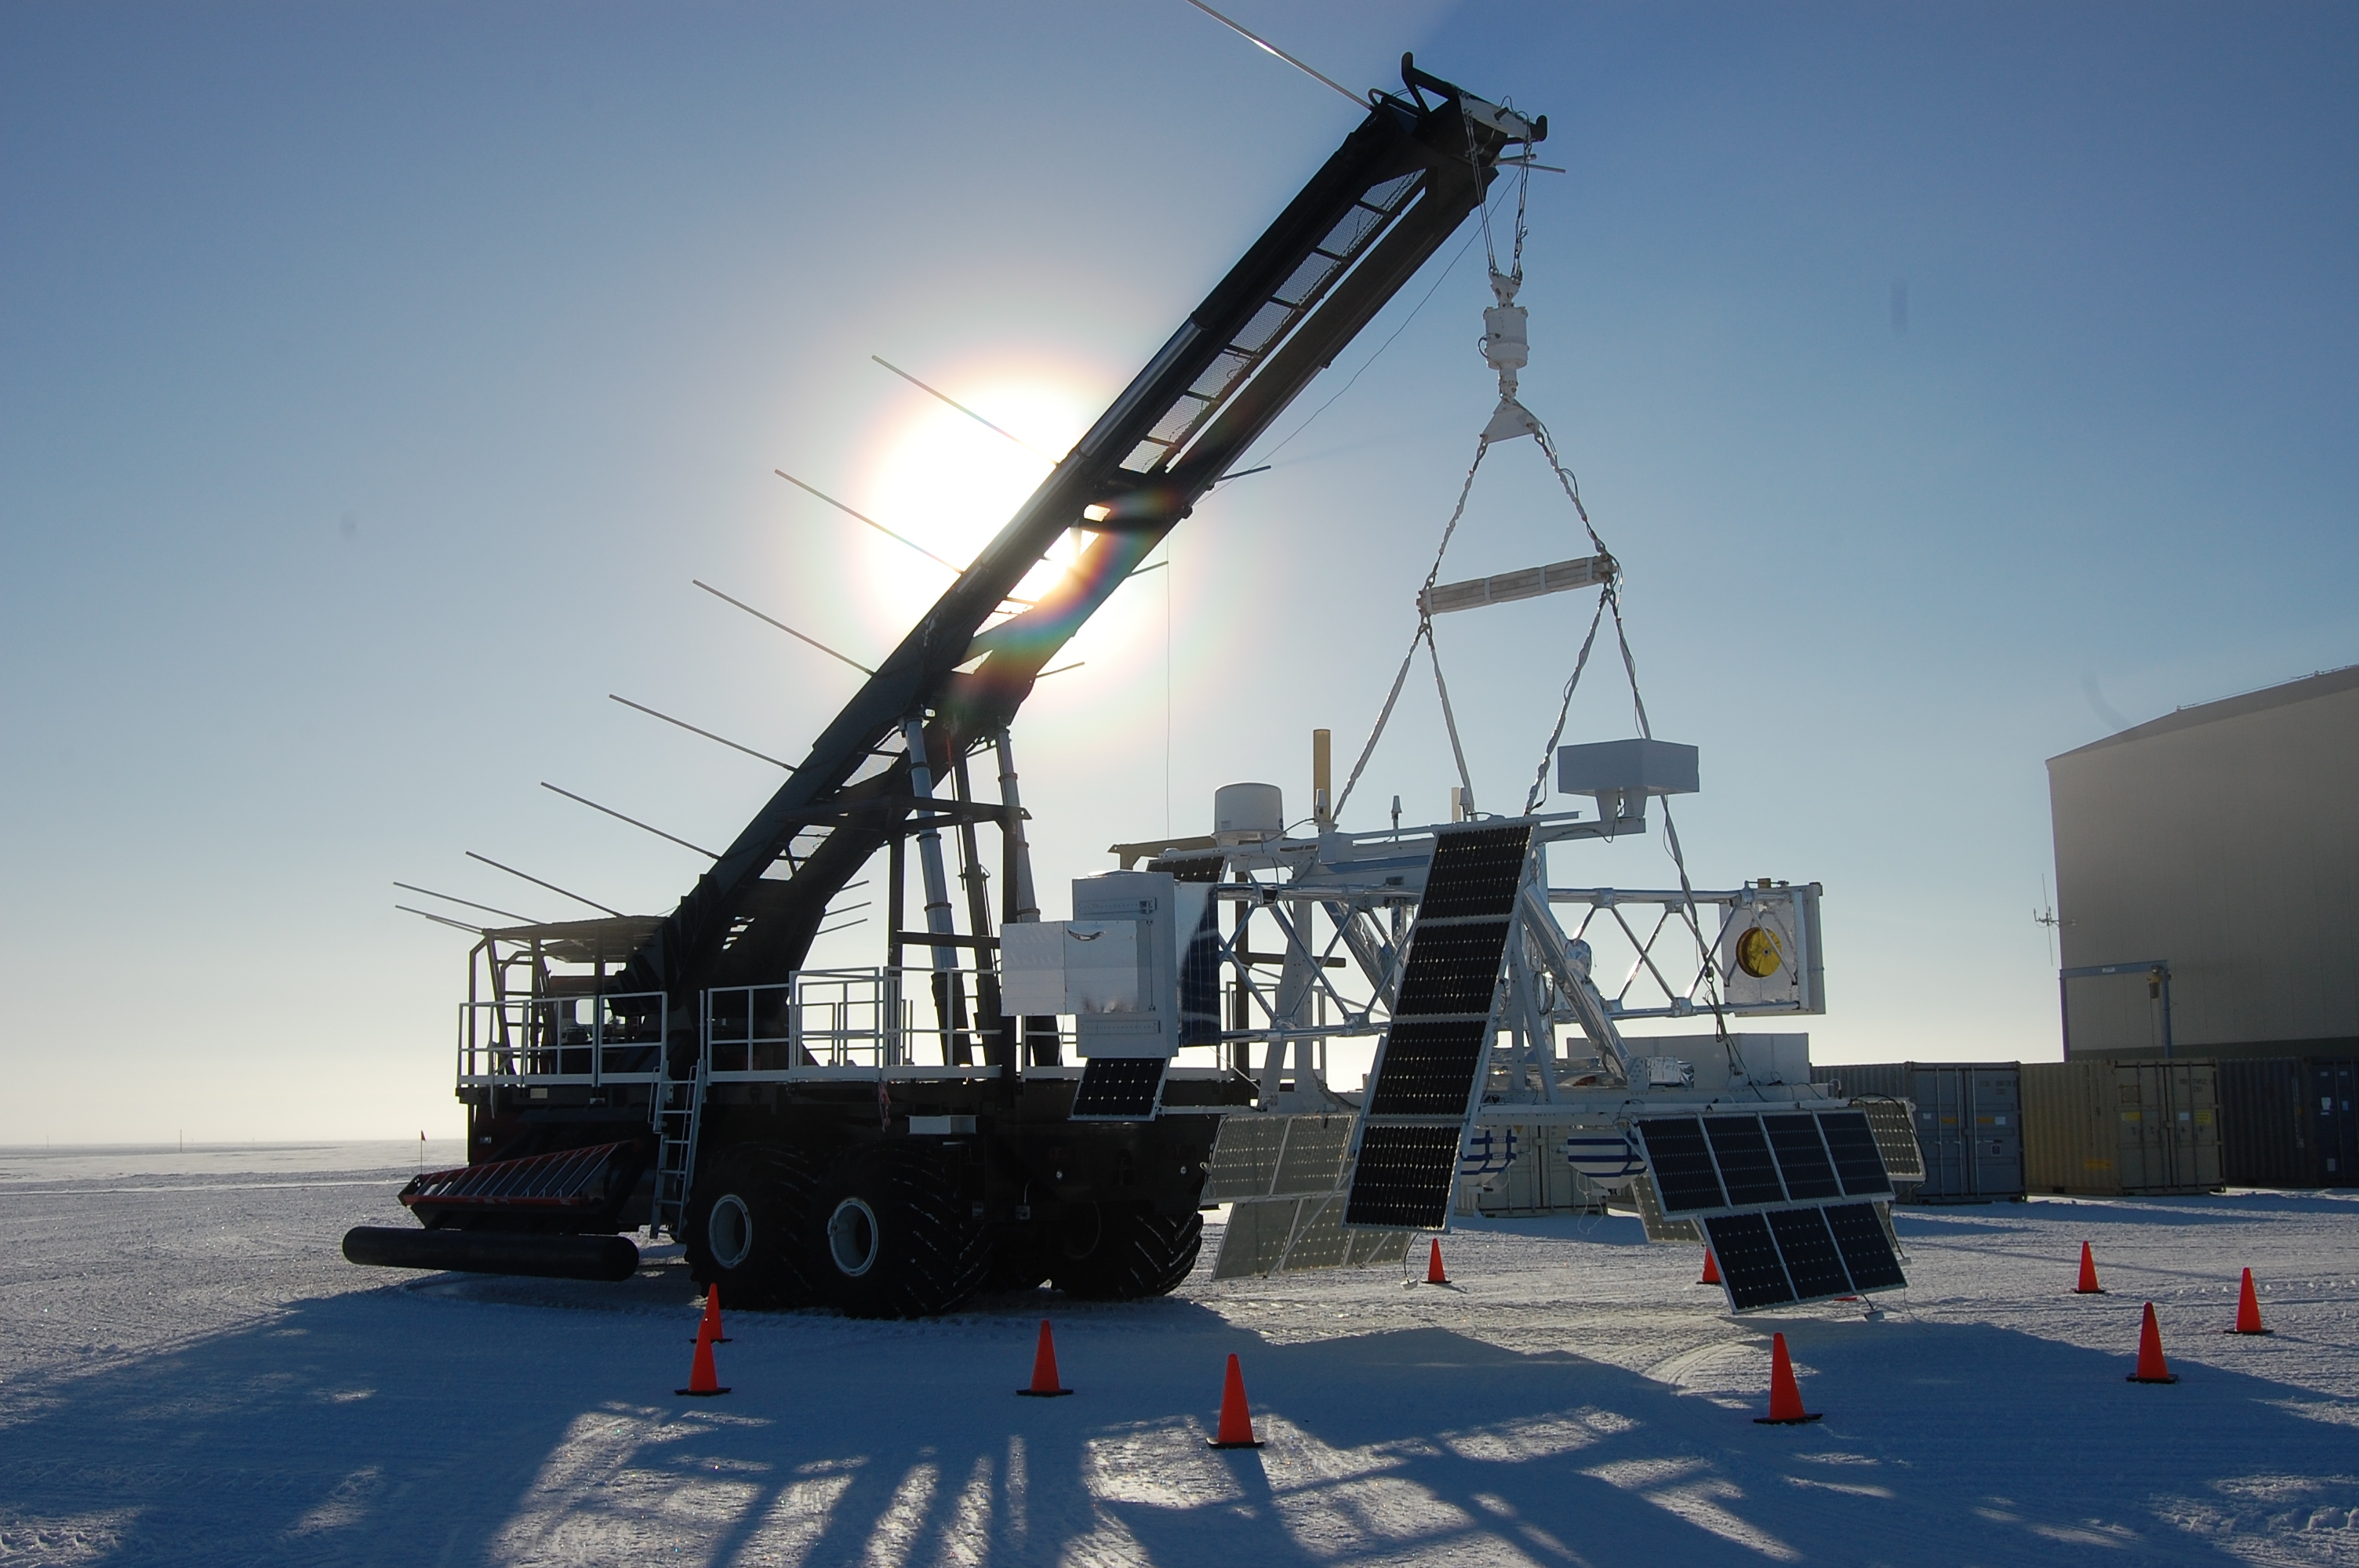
[348,56,1918,1320]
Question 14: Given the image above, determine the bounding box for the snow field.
[1,1150,2355,1566]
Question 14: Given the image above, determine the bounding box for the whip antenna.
[1176,0,1365,108]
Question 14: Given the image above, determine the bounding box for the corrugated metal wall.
[2023,1059,2222,1194]
[1816,1062,2025,1202]
[2046,670,2359,1058]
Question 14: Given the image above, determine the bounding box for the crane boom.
[622,59,1543,1014]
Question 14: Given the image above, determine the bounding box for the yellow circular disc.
[1734,925,1783,979]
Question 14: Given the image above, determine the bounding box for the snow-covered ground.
[2,1144,2355,1566]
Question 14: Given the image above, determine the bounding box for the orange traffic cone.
[1207,1353,1263,1449]
[676,1314,729,1397]
[2128,1301,2178,1384]
[694,1283,731,1344]
[1699,1249,1723,1287]
[1752,1332,1822,1425]
[2227,1268,2270,1335]
[1426,1239,1449,1286]
[2074,1242,2106,1294]
[1018,1319,1074,1396]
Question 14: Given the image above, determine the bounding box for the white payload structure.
[1002,737,1921,1314]
[999,183,1920,1315]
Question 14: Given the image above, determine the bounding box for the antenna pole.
[463,851,624,918]
[1176,0,1366,108]
[609,694,794,771]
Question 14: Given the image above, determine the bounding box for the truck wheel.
[684,1143,820,1308]
[812,1145,987,1319]
[1049,1203,1201,1300]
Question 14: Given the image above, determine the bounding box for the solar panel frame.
[1705,1116,1788,1207]
[1702,1212,1795,1310]
[1416,825,1532,918]
[1068,1056,1167,1120]
[1765,1206,1852,1300]
[1819,1111,1896,1197]
[1392,921,1513,1014]
[1203,1115,1289,1200]
[1342,822,1531,1230]
[1210,1197,1302,1279]
[1635,1118,1728,1213]
[1342,1124,1462,1229]
[1824,1202,1906,1290]
[1762,1113,1842,1200]
[1362,1018,1491,1115]
[1629,1171,1703,1243]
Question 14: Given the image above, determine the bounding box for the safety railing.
[457,990,667,1087]
[702,966,1089,1078]
[705,968,911,1078]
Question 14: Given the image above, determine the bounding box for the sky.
[2,2,2353,1142]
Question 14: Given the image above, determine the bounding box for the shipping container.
[1815,1062,2024,1203]
[2314,1060,2359,1185]
[2022,1059,2222,1195]
[2215,1057,2359,1187]
[2218,1058,2313,1187]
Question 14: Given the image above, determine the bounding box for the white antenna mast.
[1176,0,1366,108]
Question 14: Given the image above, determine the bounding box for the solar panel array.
[1212,1194,1412,1278]
[1202,1113,1413,1277]
[1634,1110,1893,1217]
[1343,823,1532,1230]
[1202,1113,1356,1201]
[1068,1056,1167,1120]
[1702,1202,1907,1309]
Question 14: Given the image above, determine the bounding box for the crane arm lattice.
[623,61,1543,1010]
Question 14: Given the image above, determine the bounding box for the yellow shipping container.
[2022,1059,2223,1195]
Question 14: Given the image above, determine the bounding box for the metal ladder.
[649,1032,708,1241]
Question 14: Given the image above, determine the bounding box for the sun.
[843,368,1101,647]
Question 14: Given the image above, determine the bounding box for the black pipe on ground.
[342,1225,640,1283]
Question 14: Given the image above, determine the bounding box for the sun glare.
[846,371,1099,645]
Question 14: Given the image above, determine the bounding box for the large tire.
[811,1145,987,1319]
[1048,1203,1201,1301]
[683,1142,820,1308]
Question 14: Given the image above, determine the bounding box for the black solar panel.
[1363,1019,1489,1114]
[1766,1207,1851,1299]
[1763,1114,1841,1200]
[1702,1213,1794,1310]
[1393,922,1513,1014]
[1706,1116,1787,1207]
[1342,1125,1462,1229]
[1636,1118,1727,1213]
[1417,825,1532,918]
[1819,1112,1894,1197]
[1069,1056,1166,1120]
[1825,1203,1906,1290]
[1344,824,1532,1229]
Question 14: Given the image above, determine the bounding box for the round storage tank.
[1213,782,1284,844]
